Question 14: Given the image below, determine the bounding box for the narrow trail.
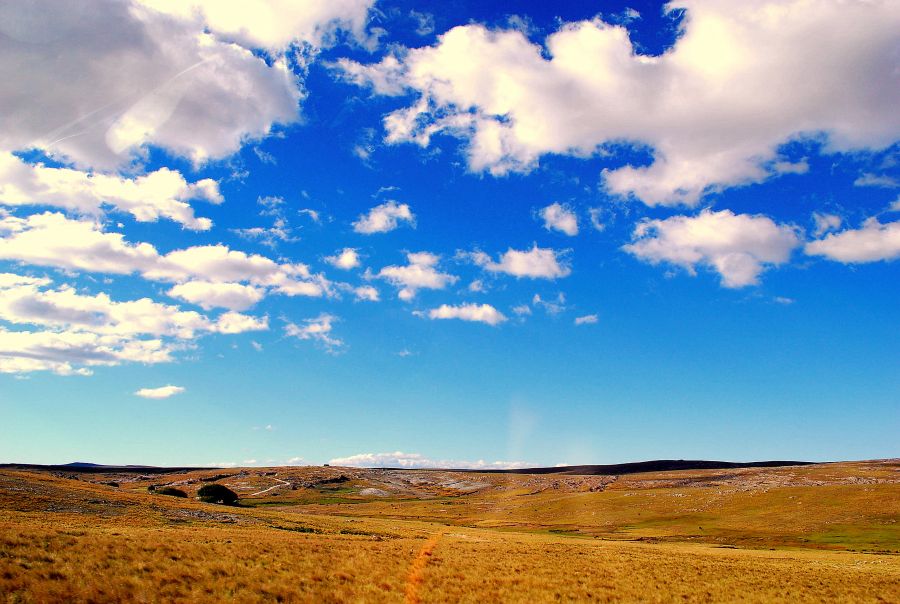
[404,529,447,604]
[248,477,289,497]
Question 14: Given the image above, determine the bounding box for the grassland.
[1,460,898,602]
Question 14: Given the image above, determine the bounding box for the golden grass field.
[1,460,898,602]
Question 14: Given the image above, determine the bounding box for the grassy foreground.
[1,461,898,602]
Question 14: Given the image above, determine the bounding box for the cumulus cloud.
[232,220,296,248]
[298,208,322,223]
[338,0,900,206]
[353,285,380,301]
[0,0,377,171]
[136,0,375,51]
[0,153,220,229]
[853,173,899,188]
[0,212,161,275]
[805,218,900,263]
[588,208,606,232]
[167,281,264,311]
[532,293,567,315]
[0,277,224,338]
[328,451,531,470]
[512,304,532,316]
[812,213,843,237]
[468,245,570,279]
[0,273,266,374]
[420,303,507,325]
[353,200,415,234]
[0,328,168,376]
[0,275,268,337]
[326,247,361,269]
[0,1,302,169]
[135,384,184,399]
[285,313,344,352]
[375,251,457,300]
[215,311,269,334]
[623,209,800,287]
[0,213,329,305]
[539,202,578,236]
[574,314,598,325]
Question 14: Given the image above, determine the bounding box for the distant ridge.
[0,463,211,474]
[1,459,816,476]
[466,459,814,475]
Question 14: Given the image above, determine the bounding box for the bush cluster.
[156,487,188,498]
[197,483,238,505]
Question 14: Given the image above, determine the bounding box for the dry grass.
[1,462,898,602]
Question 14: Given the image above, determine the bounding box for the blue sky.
[0,0,897,468]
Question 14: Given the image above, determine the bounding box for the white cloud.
[512,304,532,316]
[353,200,415,234]
[328,451,530,470]
[326,247,361,270]
[0,327,169,376]
[215,311,268,334]
[772,160,809,175]
[375,251,457,300]
[135,385,184,399]
[853,173,899,188]
[539,202,578,236]
[298,208,322,223]
[421,303,507,326]
[469,245,570,279]
[0,275,268,339]
[588,208,606,232]
[232,196,299,248]
[623,209,800,288]
[285,313,344,352]
[0,272,267,375]
[0,153,219,230]
[805,218,900,263]
[0,0,312,170]
[0,214,330,302]
[574,314,598,325]
[812,213,842,237]
[137,0,375,51]
[532,293,566,315]
[0,212,162,275]
[339,0,900,206]
[0,214,322,297]
[0,273,50,288]
[353,285,380,301]
[232,219,296,248]
[0,274,212,338]
[167,281,264,311]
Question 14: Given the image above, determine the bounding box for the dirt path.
[248,477,289,497]
[404,529,447,604]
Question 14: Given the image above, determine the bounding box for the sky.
[0,0,898,469]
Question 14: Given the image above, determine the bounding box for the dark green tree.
[197,483,238,505]
[155,487,187,498]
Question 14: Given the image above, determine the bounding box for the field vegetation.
[0,460,897,602]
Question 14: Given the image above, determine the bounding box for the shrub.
[197,483,238,505]
[156,487,187,498]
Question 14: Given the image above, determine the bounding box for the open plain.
[1,460,898,602]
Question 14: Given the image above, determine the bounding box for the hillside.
[1,459,897,601]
